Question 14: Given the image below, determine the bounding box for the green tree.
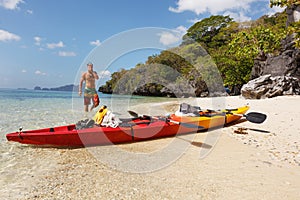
[270,0,300,7]
[184,15,234,51]
[288,21,300,47]
[270,0,300,47]
[224,26,286,86]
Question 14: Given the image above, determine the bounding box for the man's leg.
[84,105,89,112]
[84,96,91,112]
[90,104,95,112]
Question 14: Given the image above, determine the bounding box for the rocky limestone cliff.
[242,34,300,99]
[251,35,300,80]
[242,4,300,99]
[241,74,300,99]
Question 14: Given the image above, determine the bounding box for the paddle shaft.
[132,113,203,129]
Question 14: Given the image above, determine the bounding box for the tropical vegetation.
[99,1,299,97]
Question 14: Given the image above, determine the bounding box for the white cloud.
[46,41,64,49]
[90,39,101,46]
[35,70,47,76]
[266,5,285,16]
[224,11,252,22]
[159,32,180,46]
[26,9,33,14]
[34,36,42,46]
[21,69,27,73]
[158,26,187,46]
[169,0,260,15]
[0,29,21,42]
[58,51,76,57]
[175,25,188,34]
[99,70,111,78]
[188,17,203,24]
[0,0,24,10]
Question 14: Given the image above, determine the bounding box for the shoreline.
[4,95,300,199]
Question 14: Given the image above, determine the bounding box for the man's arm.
[79,73,85,96]
[93,71,99,80]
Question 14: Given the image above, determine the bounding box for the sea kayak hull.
[6,121,191,147]
[6,106,249,147]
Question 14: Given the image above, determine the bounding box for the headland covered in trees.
[99,5,299,98]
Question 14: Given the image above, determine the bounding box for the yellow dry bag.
[93,105,108,125]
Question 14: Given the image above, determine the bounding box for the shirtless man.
[79,62,99,112]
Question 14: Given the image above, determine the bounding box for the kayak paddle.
[195,106,267,124]
[230,112,267,124]
[127,111,203,129]
[127,110,139,118]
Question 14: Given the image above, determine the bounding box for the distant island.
[34,84,79,92]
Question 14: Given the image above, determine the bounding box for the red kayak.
[6,118,185,147]
[6,106,252,147]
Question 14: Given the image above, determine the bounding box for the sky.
[0,0,283,89]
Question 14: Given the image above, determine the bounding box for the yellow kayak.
[170,106,250,130]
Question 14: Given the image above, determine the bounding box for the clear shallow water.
[0,89,174,136]
[0,88,177,198]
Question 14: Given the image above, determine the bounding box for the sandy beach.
[4,95,300,200]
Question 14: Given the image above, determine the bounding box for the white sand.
[18,95,300,199]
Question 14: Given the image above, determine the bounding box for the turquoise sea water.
[0,88,178,199]
[0,88,178,142]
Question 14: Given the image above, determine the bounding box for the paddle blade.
[245,112,267,124]
[128,110,139,118]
